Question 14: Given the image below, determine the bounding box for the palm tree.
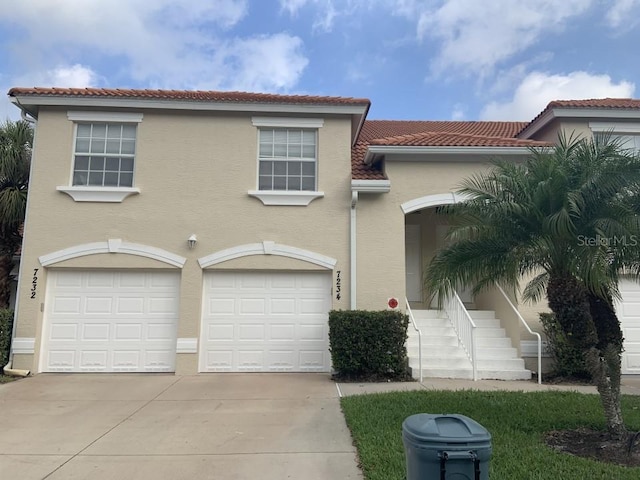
[425,133,640,439]
[0,121,33,308]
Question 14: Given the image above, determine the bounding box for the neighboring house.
[6,89,640,379]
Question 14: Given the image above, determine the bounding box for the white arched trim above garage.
[401,192,471,214]
[198,241,337,270]
[38,239,187,268]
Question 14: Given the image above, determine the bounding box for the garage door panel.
[200,271,331,372]
[85,297,113,314]
[42,270,179,373]
[240,298,266,315]
[53,296,82,314]
[87,272,115,288]
[270,324,295,340]
[82,323,110,340]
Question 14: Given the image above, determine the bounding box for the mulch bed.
[546,428,640,467]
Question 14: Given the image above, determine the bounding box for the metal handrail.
[495,285,542,384]
[443,291,478,381]
[405,298,423,383]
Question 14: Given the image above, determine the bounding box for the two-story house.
[7,88,640,380]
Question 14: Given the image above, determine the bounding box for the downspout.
[4,106,37,377]
[350,191,358,309]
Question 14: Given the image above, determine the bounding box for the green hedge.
[328,310,409,380]
[540,312,590,379]
[0,309,13,368]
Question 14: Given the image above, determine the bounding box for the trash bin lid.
[403,414,491,445]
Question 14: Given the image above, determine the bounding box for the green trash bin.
[402,413,492,480]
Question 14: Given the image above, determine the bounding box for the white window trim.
[251,118,323,205]
[62,112,143,202]
[57,186,140,202]
[67,111,144,123]
[248,190,324,206]
[251,117,324,128]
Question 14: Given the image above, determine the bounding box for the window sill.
[57,186,140,203]
[248,190,324,206]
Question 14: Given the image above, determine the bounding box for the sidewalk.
[336,375,640,397]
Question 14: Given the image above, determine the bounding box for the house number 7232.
[30,268,39,299]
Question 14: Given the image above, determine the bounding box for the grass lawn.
[341,390,640,480]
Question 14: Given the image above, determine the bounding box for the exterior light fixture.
[188,234,197,249]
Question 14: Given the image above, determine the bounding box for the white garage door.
[618,278,640,374]
[42,270,180,373]
[200,271,331,372]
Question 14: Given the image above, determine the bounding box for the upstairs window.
[258,128,317,191]
[73,123,136,187]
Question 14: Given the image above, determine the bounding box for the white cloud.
[280,0,311,15]
[605,0,640,29]
[417,0,593,76]
[214,34,309,91]
[0,0,308,93]
[43,65,99,88]
[480,71,635,121]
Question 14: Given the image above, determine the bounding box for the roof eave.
[364,145,538,164]
[519,107,640,139]
[8,93,370,117]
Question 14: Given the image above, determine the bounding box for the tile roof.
[8,87,371,107]
[352,120,550,180]
[369,131,550,147]
[519,98,640,137]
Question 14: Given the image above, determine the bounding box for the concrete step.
[411,317,451,328]
[467,310,497,319]
[475,337,513,348]
[477,358,526,370]
[474,327,506,338]
[476,346,518,359]
[410,310,445,320]
[471,318,502,328]
[409,357,472,369]
[407,335,459,348]
[406,345,467,357]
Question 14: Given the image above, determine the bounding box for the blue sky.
[1,0,639,122]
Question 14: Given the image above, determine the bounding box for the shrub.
[539,312,590,379]
[328,310,409,380]
[0,309,13,367]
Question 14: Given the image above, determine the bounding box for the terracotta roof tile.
[8,87,371,107]
[351,120,549,180]
[519,98,640,137]
[369,131,550,147]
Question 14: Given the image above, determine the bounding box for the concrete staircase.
[407,309,531,381]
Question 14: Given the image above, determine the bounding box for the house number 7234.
[30,268,39,299]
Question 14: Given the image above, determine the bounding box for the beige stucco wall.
[16,107,353,373]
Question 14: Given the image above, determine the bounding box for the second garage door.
[200,271,332,372]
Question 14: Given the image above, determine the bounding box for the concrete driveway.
[0,374,362,480]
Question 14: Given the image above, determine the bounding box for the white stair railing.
[405,298,423,382]
[496,285,542,384]
[443,291,478,381]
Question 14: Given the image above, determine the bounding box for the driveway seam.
[41,376,184,479]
